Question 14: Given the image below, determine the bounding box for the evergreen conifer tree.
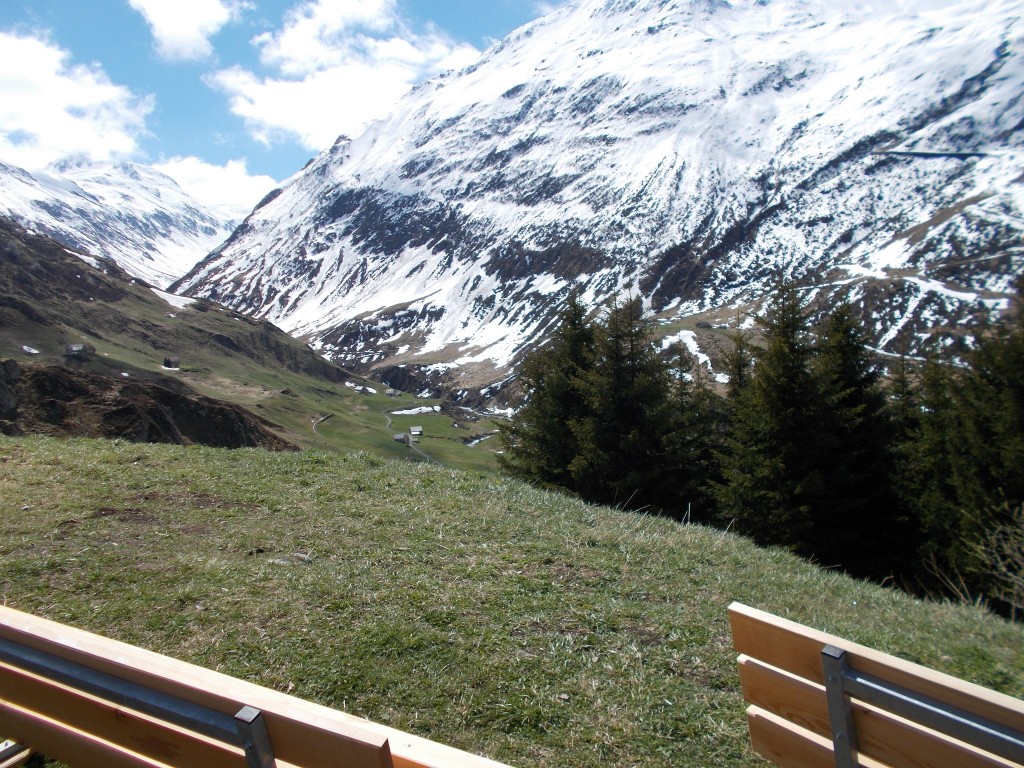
[721,324,754,401]
[499,291,595,491]
[569,297,674,511]
[714,282,821,550]
[810,301,907,577]
[906,289,1024,600]
[660,343,727,522]
[899,354,966,586]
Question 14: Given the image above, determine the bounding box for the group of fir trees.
[715,283,910,579]
[500,283,1024,611]
[897,294,1024,609]
[500,293,719,514]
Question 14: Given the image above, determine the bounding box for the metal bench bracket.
[821,644,1024,766]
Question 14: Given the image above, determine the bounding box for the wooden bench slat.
[387,739,509,768]
[0,746,30,768]
[0,698,170,768]
[729,603,1024,735]
[748,706,889,768]
[0,659,255,767]
[740,656,1019,768]
[738,655,831,734]
[0,607,392,768]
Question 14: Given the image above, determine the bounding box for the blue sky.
[0,0,563,215]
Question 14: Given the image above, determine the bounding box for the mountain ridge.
[0,215,337,449]
[169,0,1023,401]
[0,359,298,451]
[0,157,238,289]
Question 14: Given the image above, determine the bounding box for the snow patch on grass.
[392,406,441,416]
[150,288,196,309]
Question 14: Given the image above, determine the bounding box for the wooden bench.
[0,604,511,768]
[729,602,1024,768]
[0,739,30,768]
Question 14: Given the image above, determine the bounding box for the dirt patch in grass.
[89,507,157,523]
[129,489,261,512]
[550,562,609,585]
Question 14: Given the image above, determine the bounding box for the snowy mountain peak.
[175,0,1024,403]
[0,158,238,288]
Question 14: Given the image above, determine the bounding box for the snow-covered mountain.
[175,0,1024,401]
[0,158,237,288]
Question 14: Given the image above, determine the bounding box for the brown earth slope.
[0,359,296,451]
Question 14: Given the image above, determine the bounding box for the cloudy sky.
[0,0,564,216]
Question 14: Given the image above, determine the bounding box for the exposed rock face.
[175,0,1023,402]
[4,362,297,451]
[0,359,20,433]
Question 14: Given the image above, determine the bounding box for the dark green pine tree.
[887,347,921,456]
[569,296,674,511]
[721,323,755,402]
[901,354,976,591]
[714,282,821,551]
[809,300,909,578]
[498,291,595,492]
[963,294,1024,512]
[905,289,1024,599]
[660,343,727,523]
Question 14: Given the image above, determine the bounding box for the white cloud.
[208,0,480,151]
[154,155,277,218]
[0,31,153,169]
[255,0,398,76]
[128,0,251,61]
[210,60,418,149]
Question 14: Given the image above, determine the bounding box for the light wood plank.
[0,604,390,768]
[0,699,170,768]
[0,701,304,768]
[0,604,512,768]
[747,707,831,768]
[748,706,852,768]
[739,656,1018,768]
[0,745,30,768]
[738,655,830,734]
[729,602,1024,734]
[386,735,512,768]
[0,660,247,767]
[748,706,890,768]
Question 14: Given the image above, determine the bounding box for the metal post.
[235,706,276,768]
[822,645,858,768]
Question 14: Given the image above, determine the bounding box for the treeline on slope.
[499,284,1024,616]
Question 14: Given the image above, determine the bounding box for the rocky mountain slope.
[0,157,236,288]
[175,0,1024,402]
[0,359,296,450]
[0,216,336,449]
[0,216,347,384]
[0,216,504,465]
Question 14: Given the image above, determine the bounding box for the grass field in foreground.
[1,435,1022,767]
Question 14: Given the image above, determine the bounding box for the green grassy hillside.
[0,217,501,468]
[1,435,1022,767]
